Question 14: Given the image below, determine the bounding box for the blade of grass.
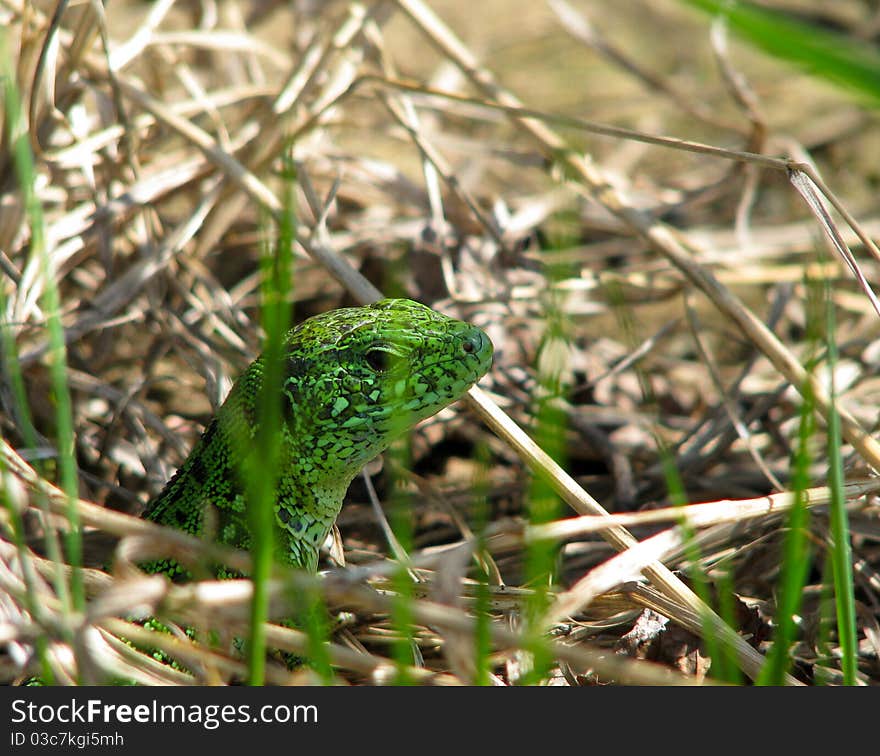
[517,254,572,685]
[667,460,740,683]
[0,42,55,679]
[680,0,880,107]
[813,556,836,685]
[1,31,82,679]
[471,441,495,686]
[242,154,297,685]
[757,270,830,684]
[385,426,423,684]
[822,276,858,684]
[756,378,815,685]
[608,277,740,682]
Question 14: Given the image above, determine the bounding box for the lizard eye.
[365,348,392,373]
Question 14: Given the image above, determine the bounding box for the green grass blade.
[519,284,570,685]
[662,451,740,683]
[756,381,814,685]
[386,441,419,684]
[0,43,55,678]
[519,398,565,684]
[471,442,494,686]
[822,279,858,684]
[606,275,742,682]
[244,156,297,684]
[813,557,836,685]
[2,33,83,650]
[680,0,880,107]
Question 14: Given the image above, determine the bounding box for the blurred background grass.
[2,0,880,685]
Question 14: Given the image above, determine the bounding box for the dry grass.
[2,0,880,685]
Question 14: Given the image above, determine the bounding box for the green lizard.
[142,298,493,575]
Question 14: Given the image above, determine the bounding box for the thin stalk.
[1,33,80,677]
[244,156,296,684]
[756,382,815,685]
[520,267,569,685]
[471,442,494,686]
[388,443,419,684]
[823,279,858,684]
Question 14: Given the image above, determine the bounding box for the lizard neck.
[143,417,357,572]
[274,473,350,571]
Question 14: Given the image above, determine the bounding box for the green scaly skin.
[143,298,493,575]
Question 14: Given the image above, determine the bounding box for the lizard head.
[142,298,493,573]
[281,298,493,483]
